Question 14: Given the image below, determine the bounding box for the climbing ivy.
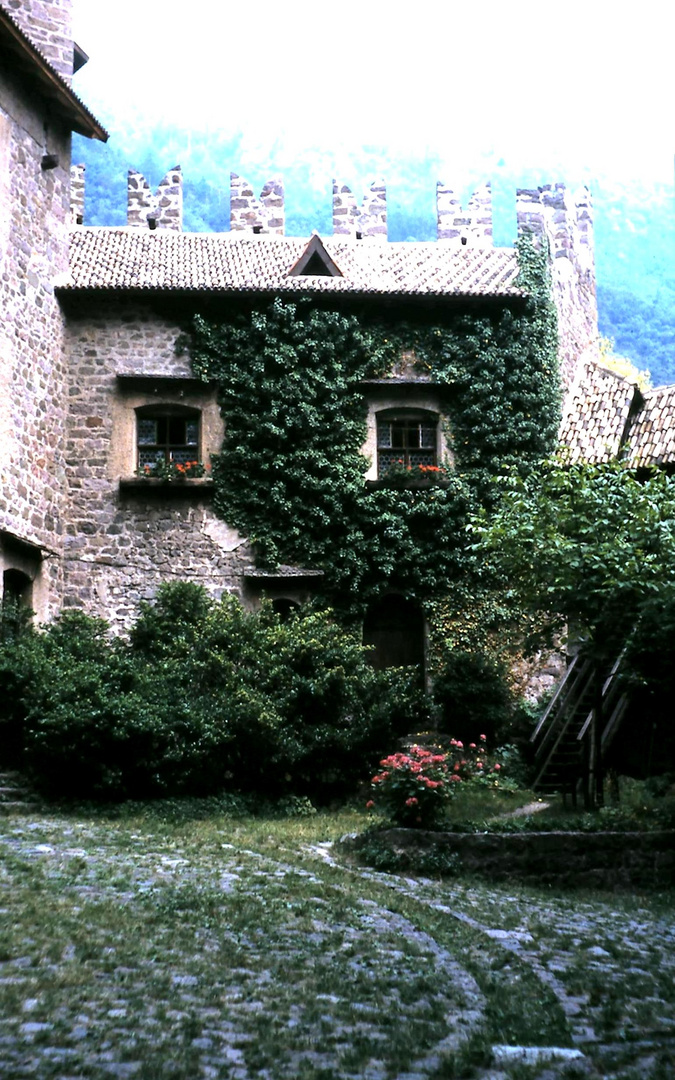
[186,236,560,621]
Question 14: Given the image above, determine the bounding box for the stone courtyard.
[0,808,673,1079]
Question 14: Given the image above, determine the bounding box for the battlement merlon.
[436,181,493,248]
[332,179,387,241]
[126,167,183,231]
[230,174,285,235]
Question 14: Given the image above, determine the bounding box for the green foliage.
[186,240,559,619]
[473,457,675,658]
[431,650,516,744]
[2,583,424,801]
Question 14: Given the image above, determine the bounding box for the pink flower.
[469,743,476,749]
[476,761,483,769]
[405,797,418,807]
[456,741,463,749]
[449,774,462,783]
[453,763,460,772]
[494,763,501,771]
[366,799,375,809]
[480,734,487,741]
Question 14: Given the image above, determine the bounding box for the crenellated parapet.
[230,174,284,234]
[127,167,183,231]
[332,179,387,241]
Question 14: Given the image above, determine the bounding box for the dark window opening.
[136,407,200,473]
[2,569,32,609]
[272,598,300,621]
[363,594,425,673]
[376,410,438,476]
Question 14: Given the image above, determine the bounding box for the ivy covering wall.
[186,238,560,626]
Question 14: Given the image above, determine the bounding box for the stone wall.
[0,61,72,619]
[62,299,256,630]
[348,829,675,889]
[70,161,84,224]
[332,179,387,240]
[4,0,74,83]
[516,184,598,389]
[436,181,493,247]
[127,167,183,231]
[230,174,284,234]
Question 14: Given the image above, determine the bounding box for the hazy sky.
[72,0,675,184]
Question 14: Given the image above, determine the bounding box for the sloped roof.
[559,360,639,463]
[58,229,523,298]
[624,383,675,467]
[0,5,107,141]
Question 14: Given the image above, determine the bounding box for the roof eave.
[0,9,108,141]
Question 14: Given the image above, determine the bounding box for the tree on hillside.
[472,457,675,803]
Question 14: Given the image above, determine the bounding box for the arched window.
[136,405,200,473]
[2,568,32,609]
[363,594,425,673]
[376,409,439,477]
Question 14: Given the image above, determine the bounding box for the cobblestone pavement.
[0,815,673,1079]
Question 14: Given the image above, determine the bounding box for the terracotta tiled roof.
[624,383,675,466]
[559,360,639,463]
[0,5,107,141]
[59,230,523,298]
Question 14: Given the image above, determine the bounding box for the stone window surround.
[362,386,453,481]
[110,376,223,482]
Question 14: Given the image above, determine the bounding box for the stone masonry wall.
[3,0,74,83]
[230,174,284,234]
[62,300,256,631]
[127,167,183,231]
[0,61,72,619]
[332,179,387,240]
[70,161,84,223]
[517,184,598,389]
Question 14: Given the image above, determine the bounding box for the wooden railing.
[531,650,629,803]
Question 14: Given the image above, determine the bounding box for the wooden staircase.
[530,652,629,805]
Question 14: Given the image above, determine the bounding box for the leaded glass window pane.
[376,412,438,476]
[136,410,201,473]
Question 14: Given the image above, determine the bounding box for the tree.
[473,457,675,803]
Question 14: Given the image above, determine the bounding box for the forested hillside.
[73,130,675,387]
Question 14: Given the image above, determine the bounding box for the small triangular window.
[289,234,343,278]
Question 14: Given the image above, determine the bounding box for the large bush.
[1,584,425,800]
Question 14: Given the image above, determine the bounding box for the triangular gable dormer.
[288,233,343,278]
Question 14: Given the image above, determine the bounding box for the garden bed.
[344,827,675,889]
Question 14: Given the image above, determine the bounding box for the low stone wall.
[349,829,675,889]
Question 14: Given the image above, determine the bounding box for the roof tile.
[59,230,523,298]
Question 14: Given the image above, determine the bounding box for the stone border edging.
[347,829,675,888]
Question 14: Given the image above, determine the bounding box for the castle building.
[2,0,671,651]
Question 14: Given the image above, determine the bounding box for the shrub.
[4,584,424,801]
[431,650,516,745]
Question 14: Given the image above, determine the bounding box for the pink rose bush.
[368,734,512,827]
[370,744,451,827]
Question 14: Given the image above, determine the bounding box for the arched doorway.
[363,594,425,673]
